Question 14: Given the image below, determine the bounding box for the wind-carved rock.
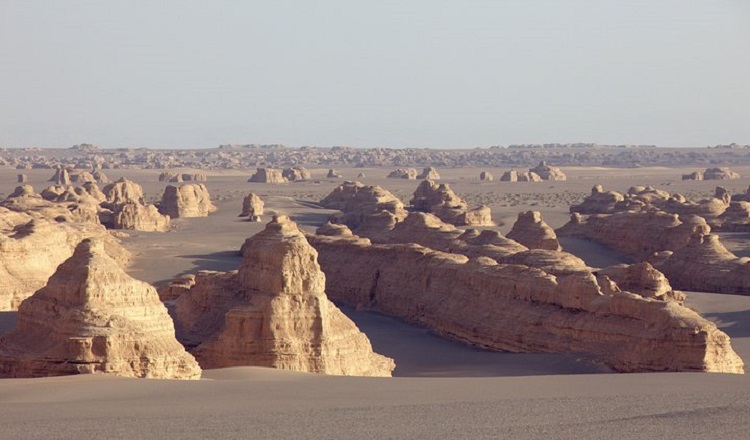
[507,211,561,251]
[103,178,145,205]
[101,178,170,232]
[48,166,71,185]
[159,184,217,218]
[597,262,685,303]
[326,169,342,178]
[479,171,493,181]
[171,216,395,376]
[282,166,311,182]
[387,168,417,179]
[410,180,493,227]
[704,167,740,180]
[417,167,440,180]
[518,171,542,182]
[682,170,704,181]
[248,168,287,183]
[500,170,518,182]
[17,174,27,183]
[530,161,567,181]
[239,193,264,221]
[320,181,407,236]
[0,239,201,379]
[309,227,744,374]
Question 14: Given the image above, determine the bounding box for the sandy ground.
[2,165,750,438]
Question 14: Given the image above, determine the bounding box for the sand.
[2,165,750,438]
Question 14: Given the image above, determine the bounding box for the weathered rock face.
[159,172,176,182]
[103,178,145,205]
[479,171,493,181]
[159,184,217,218]
[316,222,354,237]
[704,167,740,180]
[49,167,71,185]
[410,180,493,227]
[70,171,96,184]
[417,167,440,180]
[500,170,518,182]
[712,201,750,231]
[92,169,110,184]
[157,274,196,301]
[597,262,684,303]
[173,216,395,377]
[112,203,171,232]
[248,168,287,183]
[506,211,561,251]
[239,193,264,221]
[282,166,311,182]
[518,171,542,182]
[320,181,407,236]
[17,174,27,183]
[682,171,704,181]
[0,239,201,379]
[530,161,567,181]
[387,168,417,179]
[326,169,342,178]
[309,233,743,373]
[182,173,207,182]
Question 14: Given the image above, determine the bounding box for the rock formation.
[479,171,493,181]
[530,161,567,181]
[159,184,217,218]
[171,216,395,376]
[309,231,743,373]
[410,180,493,227]
[103,178,145,205]
[326,169,342,178]
[597,262,685,303]
[500,170,518,182]
[506,211,561,251]
[239,193,264,221]
[0,209,130,310]
[49,166,71,185]
[319,181,407,236]
[0,239,200,379]
[70,171,97,184]
[682,171,703,181]
[111,203,171,232]
[704,167,740,180]
[248,168,287,183]
[387,168,417,179]
[518,171,542,182]
[417,167,440,180]
[282,166,311,182]
[17,174,27,183]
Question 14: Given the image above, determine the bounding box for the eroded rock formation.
[171,216,395,376]
[506,211,561,251]
[0,239,200,379]
[326,169,342,178]
[239,193,264,221]
[704,167,740,180]
[387,168,417,179]
[410,180,493,227]
[530,161,567,181]
[417,167,440,180]
[479,171,493,181]
[319,181,407,236]
[159,184,217,218]
[248,168,287,183]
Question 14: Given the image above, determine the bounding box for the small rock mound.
[327,169,343,178]
[530,161,567,181]
[387,168,417,179]
[506,211,561,251]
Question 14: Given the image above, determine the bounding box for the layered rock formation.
[387,168,417,179]
[103,178,145,205]
[704,167,740,180]
[530,161,567,181]
[417,167,440,180]
[100,178,170,232]
[172,216,395,376]
[506,211,561,251]
[49,166,71,185]
[282,166,311,182]
[248,168,287,183]
[319,181,407,236]
[0,239,201,379]
[682,171,703,181]
[410,180,493,227]
[239,193,264,221]
[0,209,130,311]
[309,231,743,373]
[159,184,217,218]
[518,171,542,182]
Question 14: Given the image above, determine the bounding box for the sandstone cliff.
[0,239,200,379]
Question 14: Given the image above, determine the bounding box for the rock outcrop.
[103,178,145,205]
[49,166,71,185]
[417,167,440,180]
[320,181,407,236]
[410,180,493,227]
[530,161,567,181]
[506,211,561,251]
[682,171,703,181]
[282,166,311,182]
[239,193,264,221]
[172,216,395,376]
[326,169,342,178]
[518,171,542,182]
[387,168,417,179]
[309,232,743,373]
[0,239,201,379]
[704,167,740,180]
[111,203,171,232]
[479,171,493,181]
[159,184,217,218]
[248,168,287,183]
[500,170,518,182]
[17,174,27,183]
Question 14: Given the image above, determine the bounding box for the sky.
[1,0,749,149]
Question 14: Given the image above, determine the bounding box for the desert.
[0,149,750,437]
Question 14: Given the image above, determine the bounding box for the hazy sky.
[1,1,749,149]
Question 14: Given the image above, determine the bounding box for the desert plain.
[2,153,750,439]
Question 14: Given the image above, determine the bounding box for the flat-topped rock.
[159,183,217,218]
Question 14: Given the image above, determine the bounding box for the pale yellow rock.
[410,180,493,226]
[173,216,395,377]
[387,168,417,179]
[704,167,740,180]
[530,161,567,181]
[103,178,145,205]
[159,183,217,218]
[248,168,287,183]
[320,181,407,236]
[0,239,201,379]
[506,211,561,251]
[112,203,171,232]
[417,167,441,180]
[239,193,264,221]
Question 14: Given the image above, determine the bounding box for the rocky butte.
[0,239,201,379]
[308,212,743,373]
[159,183,217,218]
[167,216,395,377]
[410,180,493,227]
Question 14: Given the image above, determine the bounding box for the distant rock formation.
[0,239,200,379]
[159,184,217,218]
[387,168,417,179]
[417,167,440,180]
[309,229,743,373]
[479,171,493,181]
[239,193,264,221]
[682,171,704,181]
[315,221,354,237]
[320,181,407,236]
[500,170,518,182]
[518,171,542,182]
[410,180,493,226]
[159,172,176,182]
[103,178,145,205]
[70,171,97,184]
[282,166,311,182]
[326,169,342,178]
[248,168,286,183]
[506,211,561,251]
[171,216,395,376]
[100,178,170,232]
[530,161,567,181]
[17,174,27,183]
[597,262,684,303]
[704,167,740,180]
[48,166,71,185]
